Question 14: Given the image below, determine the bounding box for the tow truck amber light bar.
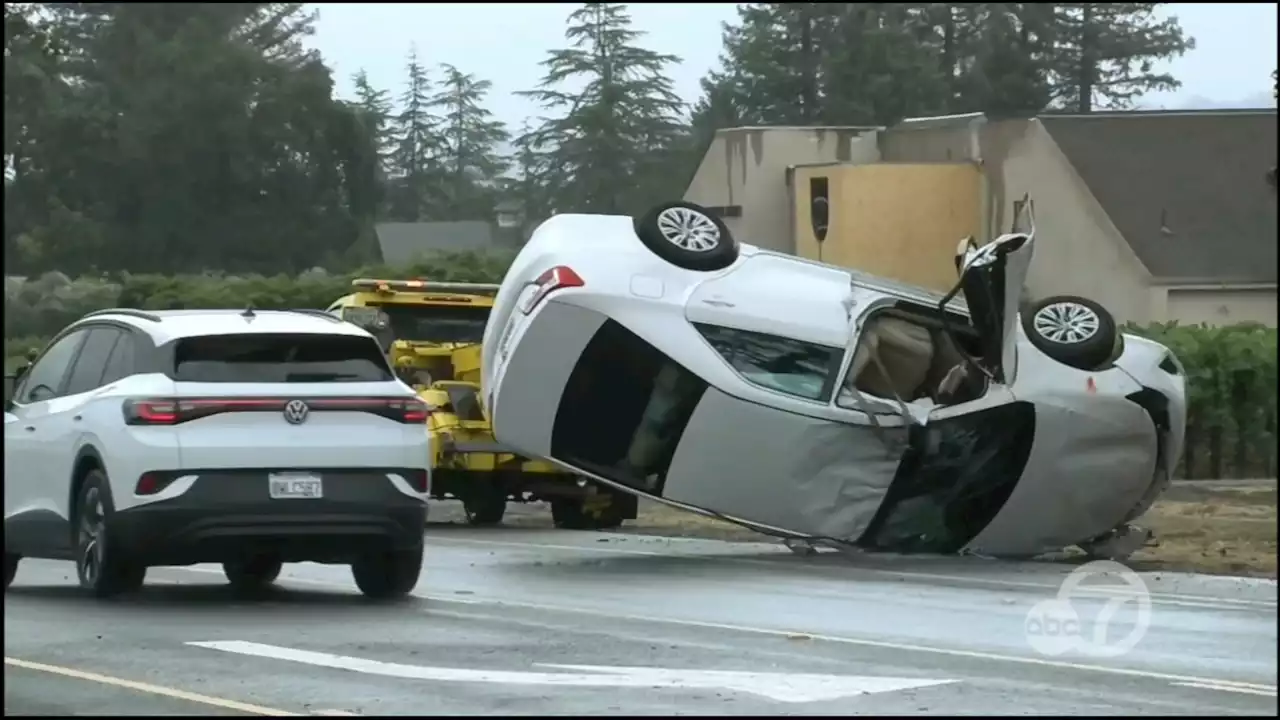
[350,278,501,296]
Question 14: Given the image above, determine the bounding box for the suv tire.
[74,470,147,599]
[351,545,423,600]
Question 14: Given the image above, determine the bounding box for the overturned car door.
[846,205,1041,554]
[953,201,1036,386]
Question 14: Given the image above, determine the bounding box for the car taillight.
[122,397,431,425]
[519,265,584,315]
[125,399,182,425]
[393,398,429,424]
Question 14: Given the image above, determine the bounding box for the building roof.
[374,221,500,265]
[1041,109,1278,283]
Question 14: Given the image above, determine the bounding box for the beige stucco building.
[683,110,1278,327]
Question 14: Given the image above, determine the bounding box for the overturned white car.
[480,200,1186,560]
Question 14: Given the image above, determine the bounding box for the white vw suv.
[3,307,431,600]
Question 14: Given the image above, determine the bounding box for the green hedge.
[4,269,1276,479]
[1131,322,1277,480]
[4,251,513,339]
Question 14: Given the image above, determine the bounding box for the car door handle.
[23,426,35,432]
[73,415,82,422]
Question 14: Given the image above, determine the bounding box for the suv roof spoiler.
[82,308,163,323]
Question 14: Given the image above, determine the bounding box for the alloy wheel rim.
[656,207,721,252]
[1032,302,1100,344]
[78,487,105,585]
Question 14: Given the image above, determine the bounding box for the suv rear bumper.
[111,468,428,565]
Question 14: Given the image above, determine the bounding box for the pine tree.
[1048,3,1194,112]
[431,64,509,221]
[519,2,685,215]
[351,69,395,171]
[956,4,1054,116]
[819,3,950,125]
[502,119,555,232]
[710,3,835,125]
[706,3,951,127]
[387,45,443,221]
[687,75,743,156]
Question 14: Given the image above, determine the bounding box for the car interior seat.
[849,316,935,402]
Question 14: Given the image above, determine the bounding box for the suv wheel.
[75,471,146,598]
[351,545,423,600]
[224,556,283,592]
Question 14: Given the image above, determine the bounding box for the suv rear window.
[171,333,393,383]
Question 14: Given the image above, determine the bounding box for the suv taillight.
[396,398,429,424]
[519,265,584,315]
[123,397,430,425]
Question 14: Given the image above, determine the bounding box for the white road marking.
[164,566,1278,694]
[424,535,1278,610]
[3,656,303,716]
[1172,681,1279,698]
[187,640,955,703]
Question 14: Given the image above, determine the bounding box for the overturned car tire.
[1022,295,1119,371]
[633,201,739,272]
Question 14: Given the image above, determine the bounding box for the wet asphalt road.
[5,516,1277,716]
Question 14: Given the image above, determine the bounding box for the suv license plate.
[269,474,323,499]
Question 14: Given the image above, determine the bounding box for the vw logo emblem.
[283,399,310,425]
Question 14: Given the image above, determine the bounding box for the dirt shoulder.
[445,481,1277,579]
[1126,482,1276,578]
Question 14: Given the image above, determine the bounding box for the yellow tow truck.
[326,277,637,530]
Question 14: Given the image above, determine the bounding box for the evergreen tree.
[707,3,950,127]
[520,2,685,214]
[709,3,834,125]
[387,45,443,221]
[819,3,950,125]
[509,119,553,220]
[956,4,1054,116]
[351,69,396,172]
[686,74,743,164]
[431,64,509,221]
[1048,3,1194,112]
[6,3,372,274]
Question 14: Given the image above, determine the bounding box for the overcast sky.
[306,2,1279,129]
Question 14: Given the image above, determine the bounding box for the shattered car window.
[695,324,842,402]
[551,319,708,496]
[859,402,1035,554]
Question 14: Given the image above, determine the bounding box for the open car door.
[953,197,1036,385]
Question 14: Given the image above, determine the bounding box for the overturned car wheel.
[633,201,739,272]
[1022,295,1119,371]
